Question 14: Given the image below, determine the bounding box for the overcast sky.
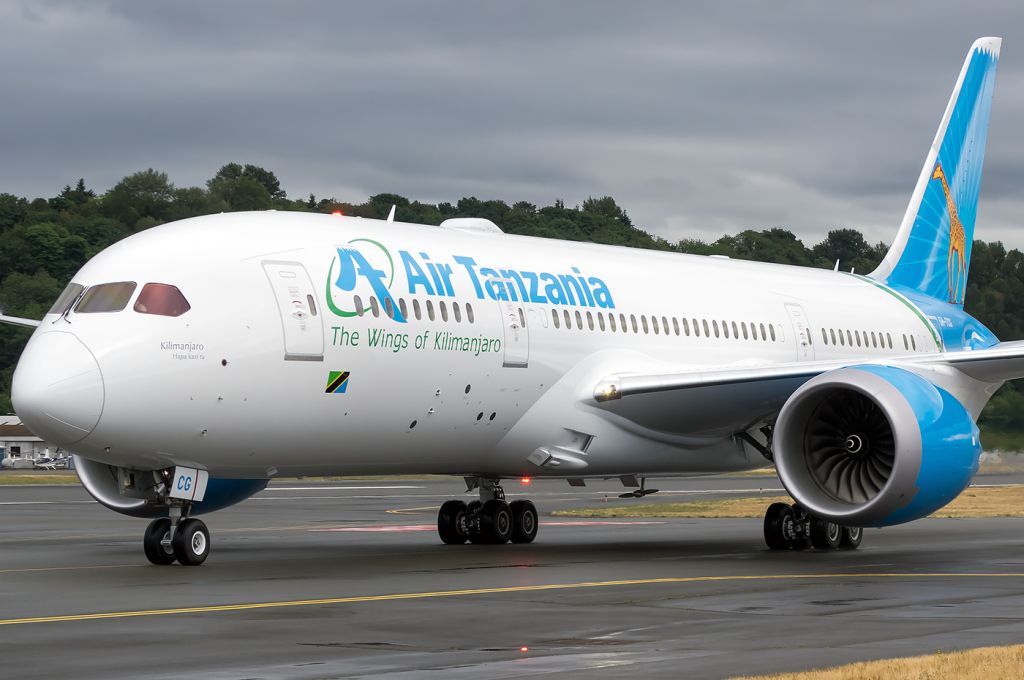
[3,1,1024,248]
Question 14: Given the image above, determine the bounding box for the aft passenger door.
[262,260,324,362]
[784,302,814,361]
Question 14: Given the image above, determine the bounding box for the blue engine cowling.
[774,365,981,527]
[74,455,268,518]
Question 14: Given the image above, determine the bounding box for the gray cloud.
[2,1,1024,248]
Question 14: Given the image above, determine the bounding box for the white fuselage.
[15,212,949,479]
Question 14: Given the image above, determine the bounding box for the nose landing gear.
[143,506,210,566]
[437,479,538,545]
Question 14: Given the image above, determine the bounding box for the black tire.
[763,502,794,550]
[466,500,486,544]
[437,500,469,545]
[172,518,210,566]
[509,500,538,544]
[143,518,176,565]
[809,517,842,550]
[840,526,863,549]
[478,500,513,544]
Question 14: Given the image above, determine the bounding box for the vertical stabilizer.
[870,37,1000,307]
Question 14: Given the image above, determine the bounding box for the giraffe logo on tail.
[931,162,967,305]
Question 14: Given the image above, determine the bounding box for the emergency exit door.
[784,302,815,361]
[263,261,324,361]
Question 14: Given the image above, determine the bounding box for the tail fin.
[870,37,1001,307]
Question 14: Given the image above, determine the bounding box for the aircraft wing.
[590,342,1024,436]
[0,315,40,329]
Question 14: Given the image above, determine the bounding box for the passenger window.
[742,322,749,340]
[399,298,408,320]
[770,325,777,342]
[672,318,679,336]
[466,303,474,323]
[609,313,617,332]
[759,323,766,339]
[683,318,690,336]
[702,319,710,336]
[712,320,720,338]
[564,310,572,329]
[76,282,137,314]
[49,282,84,315]
[886,332,892,349]
[439,301,449,322]
[731,321,738,338]
[552,309,560,328]
[845,330,852,346]
[821,328,828,344]
[413,299,421,320]
[307,295,318,317]
[641,316,649,334]
[830,329,836,345]
[519,308,526,328]
[355,295,365,316]
[134,283,191,317]
[838,329,845,346]
[598,313,606,331]
[749,322,757,340]
[426,300,435,321]
[453,302,462,323]
[854,330,861,347]
[721,321,729,338]
[575,310,583,329]
[911,335,917,351]
[650,316,658,334]
[384,297,395,319]
[871,331,877,348]
[370,297,380,318]
[631,315,639,333]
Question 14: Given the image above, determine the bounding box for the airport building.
[0,416,65,468]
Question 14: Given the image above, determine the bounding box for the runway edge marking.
[2,572,1024,627]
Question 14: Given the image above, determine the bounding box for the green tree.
[102,169,175,229]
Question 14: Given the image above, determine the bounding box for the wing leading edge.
[591,342,1024,436]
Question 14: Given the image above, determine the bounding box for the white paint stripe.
[263,486,424,491]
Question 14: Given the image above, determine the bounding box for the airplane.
[3,37,1018,566]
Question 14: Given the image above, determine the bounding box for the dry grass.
[0,471,78,484]
[729,644,1024,680]
[553,485,1024,519]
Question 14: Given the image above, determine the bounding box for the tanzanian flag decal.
[325,371,351,394]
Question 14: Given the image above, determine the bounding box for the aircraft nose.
[12,331,105,445]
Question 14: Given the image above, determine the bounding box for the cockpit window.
[134,283,190,317]
[75,282,137,313]
[48,283,85,315]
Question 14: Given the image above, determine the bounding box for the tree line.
[2,164,1023,438]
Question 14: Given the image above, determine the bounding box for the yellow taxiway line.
[2,571,1023,627]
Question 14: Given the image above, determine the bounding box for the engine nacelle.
[74,455,268,518]
[774,365,981,527]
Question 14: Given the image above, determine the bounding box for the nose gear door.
[262,261,324,361]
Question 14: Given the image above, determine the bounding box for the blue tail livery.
[871,37,1000,307]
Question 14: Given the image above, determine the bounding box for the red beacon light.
[331,210,343,217]
[520,477,532,486]
[520,646,529,653]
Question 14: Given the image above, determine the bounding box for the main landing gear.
[763,502,862,551]
[143,506,210,566]
[437,479,538,545]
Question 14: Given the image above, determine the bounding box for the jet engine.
[74,455,268,518]
[773,365,981,527]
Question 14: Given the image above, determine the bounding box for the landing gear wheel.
[764,502,795,550]
[438,500,469,545]
[840,526,863,550]
[466,500,486,544]
[809,517,842,550]
[143,518,176,565]
[509,499,538,544]
[478,500,513,544]
[172,517,210,566]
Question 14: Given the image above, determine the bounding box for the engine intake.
[774,365,980,527]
